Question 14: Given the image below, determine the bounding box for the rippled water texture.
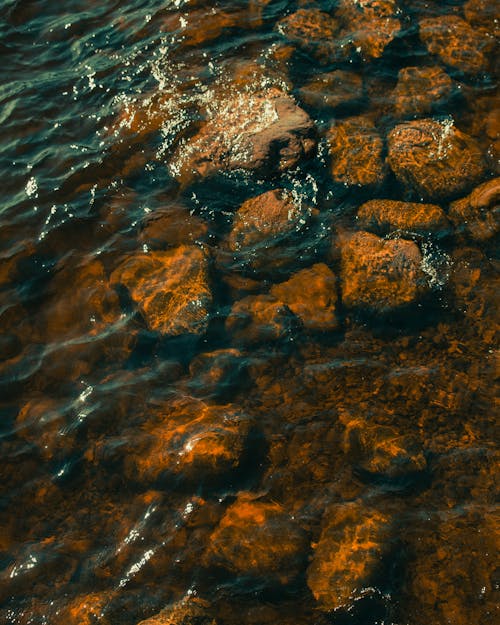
[0,0,499,623]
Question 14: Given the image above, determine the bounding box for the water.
[0,1,498,623]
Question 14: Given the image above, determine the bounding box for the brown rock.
[336,0,401,60]
[328,117,386,188]
[307,502,392,610]
[188,348,246,398]
[110,246,212,336]
[270,263,339,331]
[299,70,363,111]
[275,9,341,64]
[169,87,316,184]
[161,8,239,48]
[341,231,426,311]
[387,118,486,200]
[419,16,493,75]
[392,66,453,118]
[205,495,308,584]
[464,0,500,34]
[125,399,252,484]
[137,596,216,625]
[55,592,114,625]
[357,199,450,236]
[448,177,500,241]
[139,205,208,249]
[225,294,298,344]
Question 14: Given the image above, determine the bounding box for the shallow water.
[0,1,498,624]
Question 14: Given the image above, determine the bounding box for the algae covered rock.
[299,70,363,111]
[392,66,453,118]
[110,245,212,336]
[137,595,216,625]
[449,177,500,241]
[357,199,450,236]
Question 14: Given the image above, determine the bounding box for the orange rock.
[137,595,216,625]
[139,204,208,250]
[54,592,114,625]
[110,246,212,336]
[225,294,298,344]
[341,231,426,311]
[387,118,486,200]
[357,199,450,236]
[392,66,453,118]
[270,263,339,331]
[275,8,341,64]
[161,8,240,48]
[336,0,401,60]
[464,0,500,34]
[307,501,392,610]
[188,348,246,398]
[419,16,493,75]
[328,116,386,188]
[448,177,500,241]
[205,494,308,584]
[299,70,363,111]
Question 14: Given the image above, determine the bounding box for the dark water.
[0,1,498,624]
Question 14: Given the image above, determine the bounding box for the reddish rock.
[169,87,316,184]
[270,263,339,331]
[125,399,252,484]
[299,70,363,111]
[336,0,401,60]
[448,177,500,241]
[139,205,208,249]
[137,596,216,625]
[387,118,486,200]
[275,9,341,64]
[392,66,453,118]
[205,495,308,584]
[110,246,212,336]
[328,116,386,188]
[341,231,426,311]
[357,199,450,236]
[307,502,392,610]
[419,16,493,75]
[225,294,298,344]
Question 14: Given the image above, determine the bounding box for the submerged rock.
[187,348,246,398]
[110,246,212,336]
[270,263,339,331]
[357,199,450,236]
[139,205,208,250]
[340,231,426,311]
[448,177,500,241]
[419,16,493,75]
[387,118,486,200]
[205,495,308,584]
[392,66,453,118]
[169,87,316,184]
[299,70,363,111]
[328,116,386,188]
[137,595,216,625]
[307,502,392,610]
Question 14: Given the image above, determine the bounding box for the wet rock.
[139,205,208,250]
[225,294,298,344]
[327,116,386,188]
[340,231,426,311]
[188,348,246,398]
[227,189,312,273]
[299,70,363,111]
[336,0,401,60]
[387,118,486,200]
[419,16,493,75]
[392,66,453,118]
[464,0,500,34]
[55,592,114,625]
[357,199,450,236]
[275,9,341,64]
[137,595,216,625]
[110,246,212,336]
[448,177,500,241]
[204,494,308,584]
[169,87,316,184]
[161,7,240,48]
[125,399,252,485]
[270,263,339,331]
[307,501,392,610]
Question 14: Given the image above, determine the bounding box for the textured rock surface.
[392,66,453,118]
[205,495,308,584]
[299,70,363,111]
[139,205,208,249]
[307,502,392,610]
[419,16,493,75]
[341,231,426,311]
[110,246,212,336]
[270,263,339,331]
[328,116,386,188]
[387,118,486,200]
[169,87,316,184]
[449,177,500,241]
[137,596,216,625]
[357,199,450,236]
